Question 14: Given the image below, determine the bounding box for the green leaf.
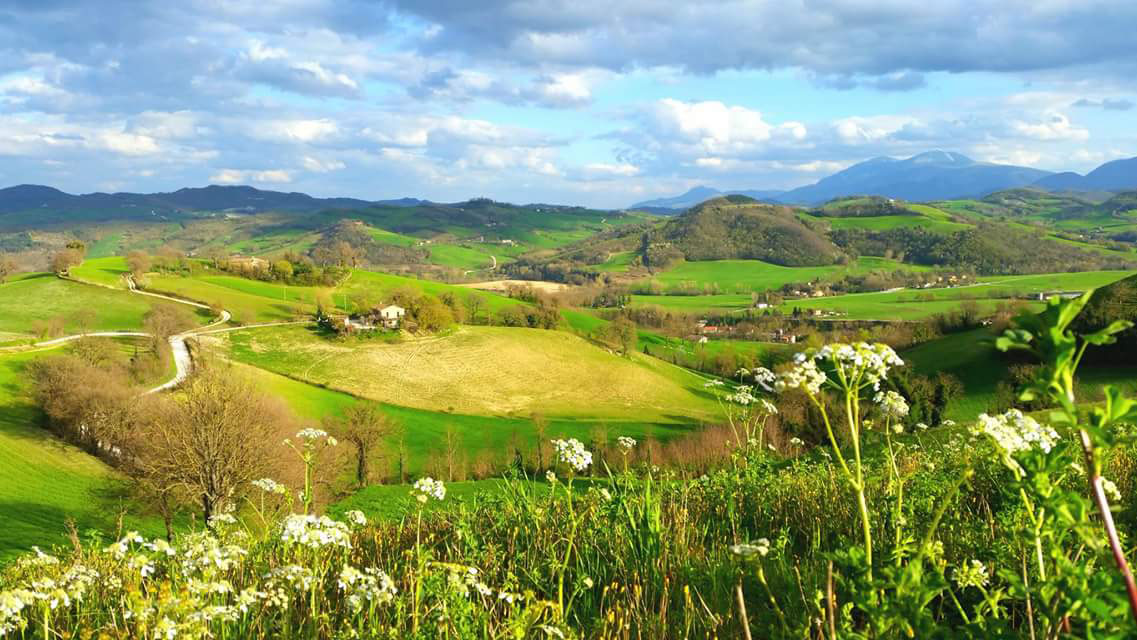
[1083,319,1135,346]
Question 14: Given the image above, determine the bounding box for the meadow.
[904,326,1137,421]
[0,341,172,560]
[631,269,1133,319]
[212,324,721,422]
[644,256,929,294]
[69,255,129,288]
[232,361,700,480]
[0,273,182,340]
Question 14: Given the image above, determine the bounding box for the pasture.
[0,273,184,340]
[212,324,722,422]
[0,346,164,560]
[69,255,129,288]
[233,361,701,479]
[904,327,1137,421]
[631,270,1134,319]
[645,256,929,294]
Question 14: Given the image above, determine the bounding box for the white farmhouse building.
[379,305,406,329]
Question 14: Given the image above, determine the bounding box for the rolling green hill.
[213,324,722,422]
[653,197,842,266]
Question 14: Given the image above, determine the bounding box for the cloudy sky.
[1,1,1135,207]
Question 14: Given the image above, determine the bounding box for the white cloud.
[833,115,919,144]
[1012,112,1089,141]
[581,162,640,177]
[257,119,339,143]
[301,156,346,172]
[209,168,293,184]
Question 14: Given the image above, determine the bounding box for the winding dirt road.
[2,273,297,393]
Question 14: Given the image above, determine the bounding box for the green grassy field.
[646,257,930,294]
[904,327,1137,421]
[816,214,971,232]
[144,273,314,323]
[593,251,637,273]
[0,347,165,560]
[631,270,1133,320]
[337,269,522,315]
[234,360,701,480]
[213,323,721,422]
[70,256,129,288]
[0,273,183,339]
[85,232,125,259]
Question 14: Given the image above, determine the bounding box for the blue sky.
[0,1,1134,208]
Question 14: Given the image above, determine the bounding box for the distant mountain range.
[631,151,1137,211]
[1033,157,1137,192]
[0,184,427,217]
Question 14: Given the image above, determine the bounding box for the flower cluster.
[412,477,446,503]
[252,478,288,495]
[552,438,593,472]
[729,538,771,558]
[751,367,777,392]
[338,564,397,612]
[816,342,904,390]
[279,514,353,549]
[974,410,1060,458]
[617,436,637,454]
[954,560,990,589]
[774,359,827,395]
[726,385,757,405]
[874,390,910,422]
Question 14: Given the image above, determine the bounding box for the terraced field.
[213,324,721,422]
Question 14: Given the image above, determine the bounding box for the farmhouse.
[379,304,406,329]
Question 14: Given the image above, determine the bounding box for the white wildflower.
[730,538,771,558]
[775,358,827,395]
[251,478,288,495]
[412,477,446,503]
[345,510,367,528]
[545,470,557,484]
[296,428,330,441]
[974,410,1060,459]
[552,438,593,472]
[1102,477,1122,502]
[954,560,989,589]
[279,514,352,549]
[617,436,637,454]
[874,390,910,421]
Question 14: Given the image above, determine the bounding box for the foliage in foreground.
[3,293,1137,638]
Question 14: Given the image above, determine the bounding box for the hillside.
[653,197,841,266]
[630,186,786,211]
[1074,273,1137,363]
[211,324,721,421]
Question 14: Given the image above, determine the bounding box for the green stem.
[756,565,789,634]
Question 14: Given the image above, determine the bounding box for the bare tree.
[143,304,195,350]
[126,250,151,279]
[533,413,549,471]
[51,248,83,275]
[126,367,293,523]
[0,255,16,283]
[326,402,394,488]
[444,425,462,481]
